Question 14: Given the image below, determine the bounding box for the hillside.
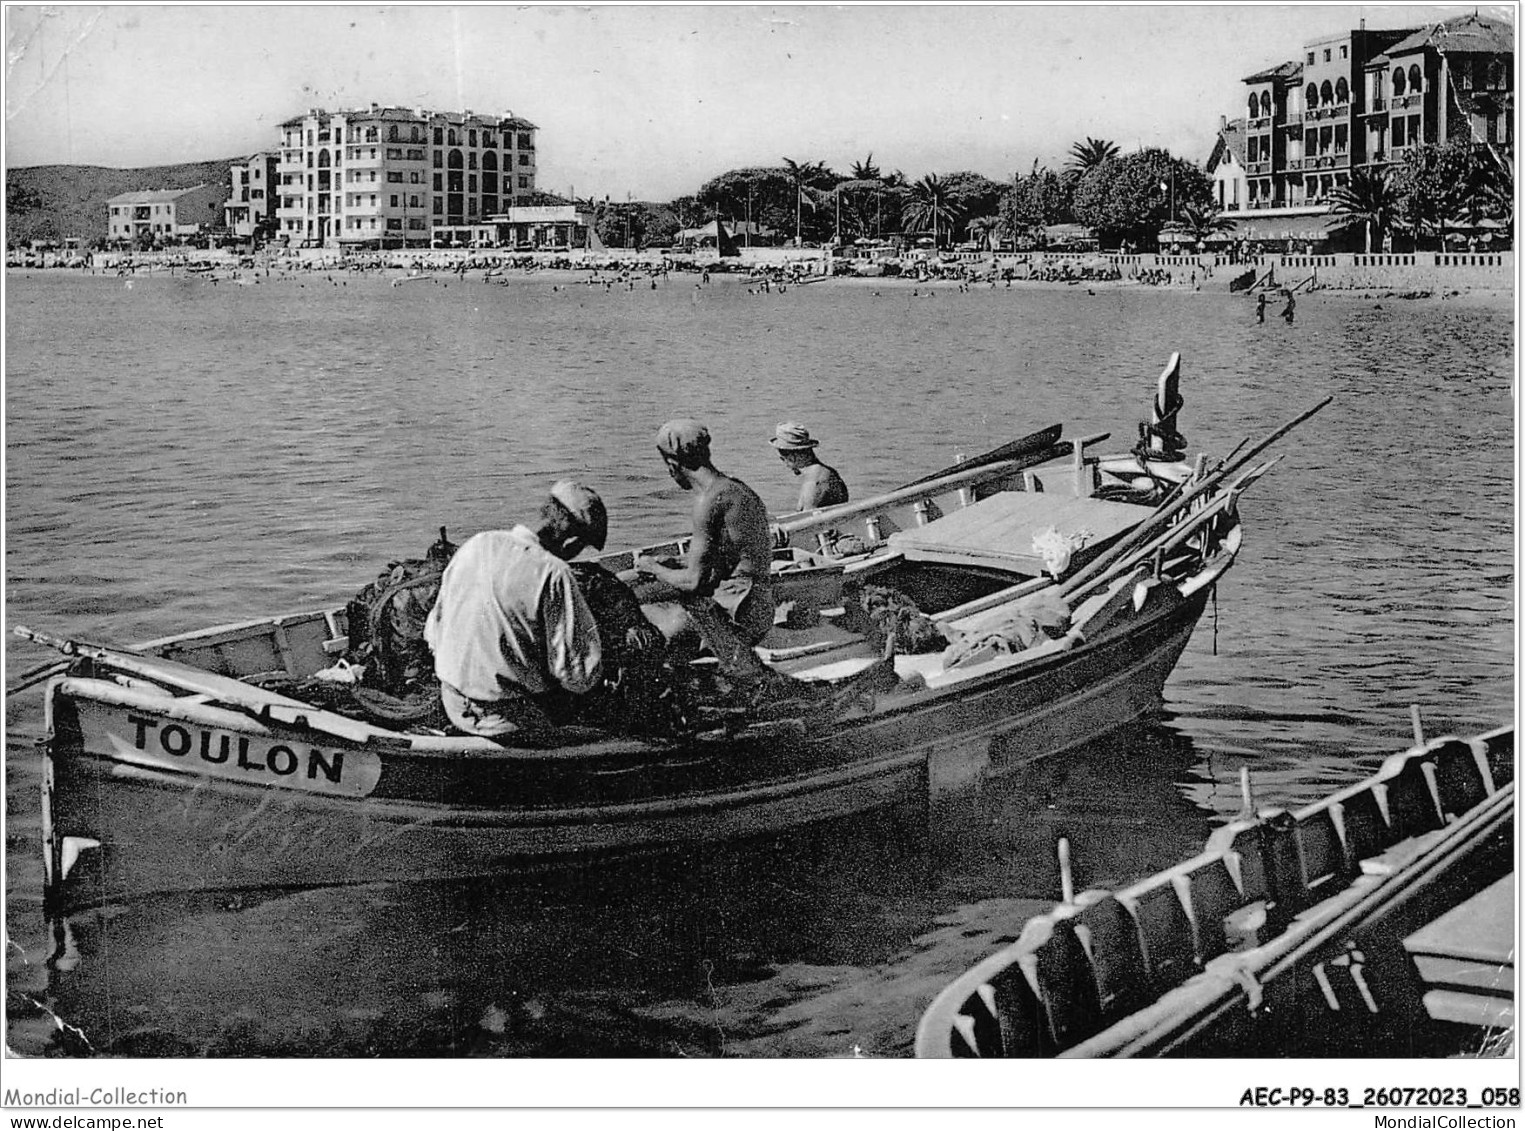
[5,158,242,245]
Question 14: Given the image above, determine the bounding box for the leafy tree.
[1070,148,1210,249]
[698,167,795,236]
[1004,161,1070,243]
[939,171,1006,241]
[1461,151,1513,235]
[903,173,960,248]
[1066,137,1120,182]
[1389,140,1475,249]
[1329,166,1399,252]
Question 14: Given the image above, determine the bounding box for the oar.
[1061,396,1332,595]
[6,658,72,697]
[1062,458,1278,603]
[11,625,377,744]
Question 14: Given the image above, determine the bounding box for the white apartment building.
[274,104,538,248]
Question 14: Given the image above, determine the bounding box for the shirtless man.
[632,418,776,679]
[770,421,849,512]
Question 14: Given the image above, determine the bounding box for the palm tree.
[904,173,960,249]
[781,157,828,246]
[1174,203,1235,250]
[850,153,882,182]
[1066,137,1120,181]
[1330,167,1398,253]
[967,214,1000,251]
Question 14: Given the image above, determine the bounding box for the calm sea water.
[3,269,1513,1057]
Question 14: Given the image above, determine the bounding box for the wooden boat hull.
[33,399,1267,912]
[42,579,1220,910]
[915,726,1515,1058]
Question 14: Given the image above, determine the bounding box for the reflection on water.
[31,720,1212,1059]
[4,272,1512,1056]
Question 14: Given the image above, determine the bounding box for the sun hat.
[655,419,711,463]
[770,421,819,451]
[549,479,608,550]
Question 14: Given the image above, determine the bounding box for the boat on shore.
[26,355,1305,913]
[915,724,1515,1059]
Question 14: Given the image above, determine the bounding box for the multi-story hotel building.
[1207,12,1512,247]
[274,104,538,248]
[224,152,279,240]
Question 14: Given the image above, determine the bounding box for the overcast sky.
[3,4,1507,200]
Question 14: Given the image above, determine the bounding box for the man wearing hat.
[633,419,777,683]
[425,480,607,741]
[771,421,849,513]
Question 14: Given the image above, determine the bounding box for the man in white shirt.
[425,480,607,741]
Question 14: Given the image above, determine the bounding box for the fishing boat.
[915,723,1515,1059]
[25,355,1310,913]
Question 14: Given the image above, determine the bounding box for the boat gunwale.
[913,725,1516,1059]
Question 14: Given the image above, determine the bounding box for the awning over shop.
[1222,213,1359,243]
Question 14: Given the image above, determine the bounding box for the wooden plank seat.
[1403,874,1516,1029]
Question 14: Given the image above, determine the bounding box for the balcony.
[1394,93,1422,110]
[1248,116,1272,130]
[1247,161,1273,176]
[1363,97,1387,114]
[1286,157,1304,170]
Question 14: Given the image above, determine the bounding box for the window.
[1392,67,1406,96]
[1307,51,1315,65]
[448,129,458,145]
[408,218,425,230]
[1260,92,1272,118]
[434,197,444,215]
[469,130,477,146]
[1320,80,1334,105]
[387,171,403,183]
[468,152,477,169]
[518,175,530,189]
[434,173,443,190]
[434,128,443,145]
[468,175,477,192]
[389,125,399,141]
[336,128,343,143]
[366,127,378,142]
[1323,48,1331,62]
[1408,114,1421,143]
[1306,82,1319,108]
[387,218,401,230]
[518,132,531,148]
[433,152,442,168]
[410,171,420,184]
[1335,78,1349,103]
[1340,45,1347,59]
[1393,117,1406,146]
[387,148,403,159]
[1408,65,1422,94]
[409,195,420,208]
[390,194,399,207]
[1249,95,1259,117]
[411,126,421,142]
[519,153,531,166]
